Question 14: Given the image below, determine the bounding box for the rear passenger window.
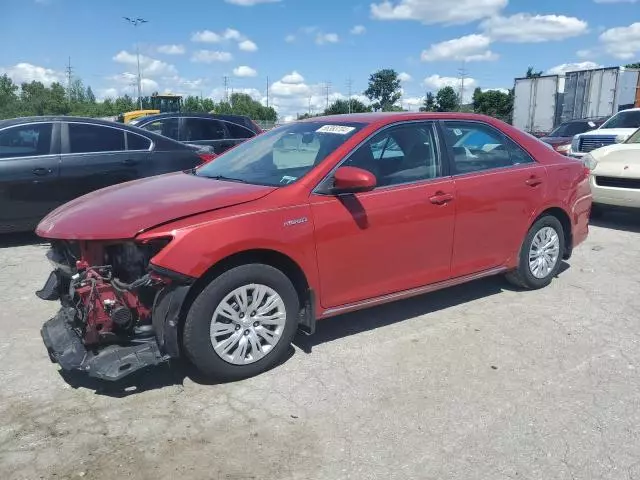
[184,119,225,141]
[69,124,125,153]
[142,118,179,140]
[224,121,255,139]
[127,132,151,150]
[442,121,530,174]
[0,123,53,159]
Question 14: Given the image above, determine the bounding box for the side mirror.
[331,166,376,194]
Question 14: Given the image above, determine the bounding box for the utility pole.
[346,77,353,113]
[324,81,331,110]
[123,17,148,109]
[223,76,229,102]
[65,57,73,101]
[266,76,270,108]
[457,61,468,110]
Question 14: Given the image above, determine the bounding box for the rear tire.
[183,264,299,381]
[505,215,565,290]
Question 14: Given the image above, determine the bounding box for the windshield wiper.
[203,174,249,183]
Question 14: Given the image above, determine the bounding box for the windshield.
[600,110,640,129]
[626,128,640,144]
[195,121,365,186]
[548,121,597,137]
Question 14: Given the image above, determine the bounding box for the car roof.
[300,111,511,127]
[134,112,252,123]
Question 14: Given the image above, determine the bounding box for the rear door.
[58,122,136,204]
[441,120,548,277]
[182,117,229,154]
[0,122,60,232]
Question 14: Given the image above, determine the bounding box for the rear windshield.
[548,121,598,137]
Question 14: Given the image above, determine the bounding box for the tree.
[364,69,402,111]
[323,98,371,115]
[183,95,204,112]
[526,67,543,78]
[0,74,19,117]
[69,78,86,104]
[419,92,436,112]
[436,86,459,112]
[201,98,215,112]
[85,86,96,103]
[472,88,513,121]
[625,62,640,69]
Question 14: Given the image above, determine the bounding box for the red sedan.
[36,113,592,381]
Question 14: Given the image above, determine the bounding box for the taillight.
[198,153,217,164]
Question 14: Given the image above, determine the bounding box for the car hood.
[579,128,637,138]
[591,143,640,176]
[36,172,276,240]
[540,137,571,145]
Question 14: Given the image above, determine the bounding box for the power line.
[346,77,353,113]
[123,17,148,109]
[223,76,229,102]
[324,81,331,110]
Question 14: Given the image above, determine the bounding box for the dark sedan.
[540,117,608,155]
[0,116,210,233]
[131,113,262,154]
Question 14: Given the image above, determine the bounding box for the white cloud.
[239,40,258,51]
[370,0,507,25]
[104,72,160,98]
[546,61,602,75]
[233,65,258,77]
[315,33,339,45]
[191,30,223,43]
[281,71,305,84]
[113,51,177,77]
[351,25,366,35]
[482,14,588,43]
[225,0,281,4]
[577,49,594,58]
[398,72,413,82]
[599,22,640,59]
[285,34,296,42]
[191,50,233,63]
[423,74,477,103]
[157,44,185,55]
[0,62,63,86]
[421,34,498,62]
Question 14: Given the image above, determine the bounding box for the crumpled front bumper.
[39,274,191,381]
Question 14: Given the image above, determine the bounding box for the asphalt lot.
[1,212,640,480]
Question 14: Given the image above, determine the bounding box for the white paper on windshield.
[588,121,596,128]
[453,128,463,136]
[316,125,355,134]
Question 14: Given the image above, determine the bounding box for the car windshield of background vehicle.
[195,121,365,186]
[626,128,640,144]
[600,110,640,129]
[549,121,592,137]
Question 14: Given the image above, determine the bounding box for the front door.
[310,121,456,308]
[440,120,548,277]
[0,122,60,232]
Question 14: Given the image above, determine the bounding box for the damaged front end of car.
[37,238,193,381]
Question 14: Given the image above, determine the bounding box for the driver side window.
[343,122,441,187]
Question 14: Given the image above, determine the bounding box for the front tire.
[183,264,299,381]
[506,215,565,290]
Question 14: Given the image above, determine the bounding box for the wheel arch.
[178,249,314,346]
[532,206,573,259]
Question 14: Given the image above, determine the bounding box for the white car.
[583,127,640,213]
[569,108,640,159]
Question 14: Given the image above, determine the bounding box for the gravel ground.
[1,212,639,480]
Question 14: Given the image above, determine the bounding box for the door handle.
[525,176,543,187]
[429,192,454,205]
[32,167,52,176]
[122,159,139,166]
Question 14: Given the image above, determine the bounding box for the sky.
[1,0,639,121]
